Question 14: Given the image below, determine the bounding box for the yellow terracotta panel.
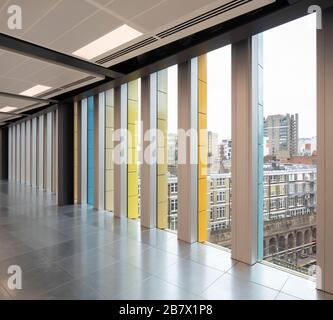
[198,55,207,83]
[105,106,114,127]
[157,162,168,176]
[157,146,167,168]
[198,80,207,115]
[198,178,208,212]
[128,148,138,173]
[128,80,138,101]
[157,91,167,120]
[105,149,114,170]
[105,127,113,149]
[198,210,208,242]
[158,69,168,93]
[106,89,114,107]
[105,191,114,212]
[158,174,168,201]
[128,123,138,148]
[157,201,168,229]
[105,170,114,191]
[128,171,138,196]
[199,150,208,179]
[128,100,138,124]
[128,195,138,219]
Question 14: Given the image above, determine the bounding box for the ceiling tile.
[0,0,58,37]
[50,10,123,54]
[23,0,98,46]
[106,0,162,20]
[0,51,27,76]
[133,0,222,31]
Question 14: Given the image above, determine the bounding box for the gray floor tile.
[126,247,180,276]
[281,274,327,300]
[38,279,104,300]
[81,261,152,299]
[0,284,12,300]
[56,248,119,278]
[99,238,150,261]
[201,273,279,300]
[140,229,195,257]
[275,292,302,300]
[186,244,236,272]
[228,262,290,291]
[156,259,224,295]
[8,263,74,300]
[0,251,50,284]
[115,276,203,300]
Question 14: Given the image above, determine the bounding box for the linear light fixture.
[72,24,143,60]
[0,106,17,113]
[20,85,52,97]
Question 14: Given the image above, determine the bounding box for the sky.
[167,13,317,140]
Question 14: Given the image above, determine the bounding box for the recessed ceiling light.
[0,106,17,113]
[72,24,143,60]
[20,85,52,97]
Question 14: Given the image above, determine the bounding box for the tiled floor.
[0,180,332,300]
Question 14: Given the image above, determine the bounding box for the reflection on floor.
[0,180,332,300]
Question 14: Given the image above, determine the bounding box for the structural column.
[317,6,333,295]
[20,122,26,184]
[74,101,81,203]
[114,86,128,218]
[105,89,115,212]
[31,118,37,187]
[177,59,199,243]
[26,120,31,186]
[81,99,88,204]
[57,101,74,205]
[141,74,157,228]
[231,37,261,265]
[93,93,105,210]
[127,80,139,219]
[47,112,53,192]
[0,127,8,180]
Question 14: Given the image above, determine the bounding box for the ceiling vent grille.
[60,76,96,90]
[37,76,96,98]
[156,0,251,39]
[37,88,63,98]
[95,36,157,65]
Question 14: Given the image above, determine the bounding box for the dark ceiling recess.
[110,0,288,75]
[0,33,123,79]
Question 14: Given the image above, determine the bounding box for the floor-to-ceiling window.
[166,66,178,231]
[260,14,317,276]
[205,45,232,249]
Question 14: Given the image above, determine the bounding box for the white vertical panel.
[26,120,31,185]
[12,125,16,181]
[47,112,53,192]
[81,99,88,204]
[31,118,37,187]
[8,127,12,181]
[120,84,128,217]
[38,116,44,189]
[98,92,105,209]
[16,125,20,182]
[21,122,26,184]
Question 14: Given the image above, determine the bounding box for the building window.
[217,191,225,203]
[170,183,178,193]
[170,199,178,212]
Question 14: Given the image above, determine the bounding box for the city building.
[264,114,299,159]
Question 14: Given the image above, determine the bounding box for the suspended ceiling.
[0,0,276,124]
